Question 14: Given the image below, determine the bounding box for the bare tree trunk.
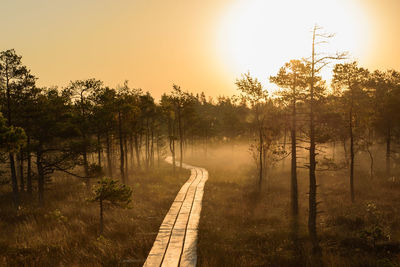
[106,134,113,177]
[145,120,149,170]
[386,125,391,178]
[168,117,176,175]
[349,110,355,203]
[9,153,19,208]
[6,71,19,208]
[290,102,300,255]
[291,97,298,218]
[157,133,161,167]
[343,138,348,165]
[258,128,263,190]
[130,135,135,169]
[112,136,117,171]
[19,148,24,192]
[82,143,90,190]
[170,137,176,175]
[178,107,183,170]
[97,133,102,168]
[139,134,143,166]
[367,146,374,179]
[27,136,32,195]
[134,134,141,170]
[282,122,287,170]
[16,152,20,184]
[118,111,125,183]
[308,27,319,252]
[263,145,268,192]
[309,113,318,251]
[37,144,45,207]
[124,136,128,181]
[151,129,154,167]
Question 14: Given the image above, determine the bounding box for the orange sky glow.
[1,0,399,98]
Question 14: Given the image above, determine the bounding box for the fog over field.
[1,0,400,266]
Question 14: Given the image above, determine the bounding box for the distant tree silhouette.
[304,25,347,252]
[332,62,370,202]
[65,79,103,189]
[0,49,33,208]
[236,72,269,190]
[271,60,309,225]
[366,70,400,178]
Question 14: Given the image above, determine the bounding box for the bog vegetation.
[1,27,400,265]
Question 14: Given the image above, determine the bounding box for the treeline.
[0,49,252,209]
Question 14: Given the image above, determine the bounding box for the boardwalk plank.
[144,158,208,267]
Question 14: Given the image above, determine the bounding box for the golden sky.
[1,0,399,98]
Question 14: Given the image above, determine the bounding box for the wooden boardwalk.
[143,158,208,267]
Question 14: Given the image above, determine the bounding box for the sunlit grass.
[186,145,400,266]
[0,164,189,266]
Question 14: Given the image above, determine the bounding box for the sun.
[217,0,371,92]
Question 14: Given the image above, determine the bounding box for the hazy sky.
[1,0,399,98]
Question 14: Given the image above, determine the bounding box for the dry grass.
[186,145,400,267]
[3,143,400,267]
[0,163,189,266]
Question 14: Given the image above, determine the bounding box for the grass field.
[187,146,400,267]
[0,163,189,266]
[2,146,400,267]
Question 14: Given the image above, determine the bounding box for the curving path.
[144,157,208,267]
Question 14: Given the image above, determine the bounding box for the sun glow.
[217,0,371,92]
